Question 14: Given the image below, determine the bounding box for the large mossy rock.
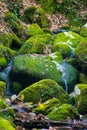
[80,23,87,37]
[0,46,16,69]
[0,81,6,98]
[0,98,14,122]
[0,117,15,130]
[74,84,87,114]
[23,6,47,27]
[0,33,22,50]
[11,53,78,90]
[47,104,79,121]
[19,34,53,54]
[52,31,84,57]
[25,23,44,37]
[19,79,71,104]
[5,12,23,37]
[75,37,87,72]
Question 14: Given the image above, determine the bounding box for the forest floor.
[0,0,87,34]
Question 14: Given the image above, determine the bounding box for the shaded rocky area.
[0,0,87,130]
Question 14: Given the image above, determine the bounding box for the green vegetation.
[25,23,44,37]
[0,117,15,130]
[19,79,71,104]
[74,84,87,114]
[47,104,79,121]
[23,6,47,27]
[19,34,53,54]
[5,12,23,37]
[0,81,6,98]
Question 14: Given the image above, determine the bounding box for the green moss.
[35,0,57,13]
[80,24,87,37]
[47,104,79,121]
[53,31,84,49]
[0,57,7,69]
[12,54,62,86]
[35,98,61,115]
[12,54,78,91]
[0,45,16,62]
[0,98,14,122]
[5,12,23,37]
[26,23,44,37]
[0,117,15,130]
[75,37,87,63]
[47,52,63,64]
[52,43,72,58]
[74,84,87,114]
[0,81,6,98]
[0,33,22,50]
[19,79,71,104]
[23,6,47,27]
[19,34,53,54]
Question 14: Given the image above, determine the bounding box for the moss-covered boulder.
[0,45,16,69]
[19,34,53,54]
[47,104,79,121]
[75,37,87,64]
[19,79,71,104]
[74,84,87,114]
[35,98,61,115]
[0,117,15,130]
[23,6,47,27]
[80,23,87,37]
[52,43,73,58]
[25,23,44,37]
[0,33,22,50]
[52,31,84,57]
[0,81,6,98]
[5,12,23,37]
[11,53,78,90]
[0,98,14,122]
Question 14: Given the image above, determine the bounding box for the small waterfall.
[53,60,68,92]
[0,59,13,95]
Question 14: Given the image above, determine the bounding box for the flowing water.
[0,59,13,95]
[53,60,69,92]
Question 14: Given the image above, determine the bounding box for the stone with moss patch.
[25,23,44,37]
[12,53,78,90]
[19,34,53,54]
[5,12,23,37]
[53,31,84,55]
[75,37,87,63]
[80,23,87,37]
[0,46,16,69]
[0,33,22,51]
[74,84,87,114]
[23,6,47,27]
[47,104,79,121]
[19,79,71,104]
[0,81,6,98]
[0,117,15,130]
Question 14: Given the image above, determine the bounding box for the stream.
[0,59,13,95]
